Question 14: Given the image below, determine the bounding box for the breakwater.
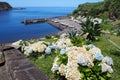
[22,16,66,25]
[22,16,83,34]
[22,18,47,24]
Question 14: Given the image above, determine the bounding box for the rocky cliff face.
[0,2,12,11]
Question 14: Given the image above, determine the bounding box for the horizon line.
[13,6,77,8]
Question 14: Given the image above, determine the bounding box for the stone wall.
[2,46,49,80]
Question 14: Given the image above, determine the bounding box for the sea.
[0,7,76,43]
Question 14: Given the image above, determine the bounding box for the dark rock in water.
[13,8,26,10]
[0,2,12,11]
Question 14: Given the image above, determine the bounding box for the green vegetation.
[28,35,120,80]
[0,2,12,10]
[73,2,104,17]
[82,18,101,41]
[71,36,90,47]
[12,0,120,79]
[105,0,120,19]
[30,52,57,80]
[72,0,120,19]
[94,35,120,80]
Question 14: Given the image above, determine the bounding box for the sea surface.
[0,7,76,43]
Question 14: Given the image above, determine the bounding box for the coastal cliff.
[0,2,12,11]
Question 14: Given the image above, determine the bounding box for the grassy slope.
[30,53,57,79]
[77,2,104,11]
[72,1,110,19]
[94,36,120,80]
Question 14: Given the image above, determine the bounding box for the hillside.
[72,0,120,19]
[0,2,12,11]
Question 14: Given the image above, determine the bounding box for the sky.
[0,0,103,7]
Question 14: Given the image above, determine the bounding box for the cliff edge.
[0,2,12,11]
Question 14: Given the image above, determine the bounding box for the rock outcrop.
[0,2,12,11]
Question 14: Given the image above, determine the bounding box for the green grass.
[94,36,120,80]
[30,53,57,80]
[29,35,120,80]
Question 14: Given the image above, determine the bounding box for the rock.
[0,51,5,65]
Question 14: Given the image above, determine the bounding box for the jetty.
[47,17,83,34]
[22,18,47,24]
[21,16,83,34]
[21,16,66,25]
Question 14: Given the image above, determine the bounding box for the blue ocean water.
[0,7,76,43]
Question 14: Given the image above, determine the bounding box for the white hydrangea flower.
[51,44,113,80]
[59,64,66,76]
[89,47,103,61]
[27,41,47,53]
[94,52,104,61]
[87,44,96,49]
[60,48,68,55]
[101,63,113,73]
[55,38,72,49]
[102,56,113,66]
[45,47,51,55]
[24,46,33,56]
[49,44,56,49]
[77,53,89,66]
[51,63,59,73]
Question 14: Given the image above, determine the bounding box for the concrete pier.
[22,16,83,34]
[22,18,47,24]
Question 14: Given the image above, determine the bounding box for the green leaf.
[84,68,91,73]
[92,65,101,72]
[81,73,85,78]
[106,73,112,78]
[99,76,106,80]
[57,54,68,65]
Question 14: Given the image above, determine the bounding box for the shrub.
[70,36,90,47]
[82,18,102,41]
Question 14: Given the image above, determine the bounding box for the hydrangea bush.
[12,34,72,57]
[51,44,113,80]
[12,33,113,80]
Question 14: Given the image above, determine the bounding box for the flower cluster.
[12,40,53,56]
[51,44,113,80]
[12,34,113,80]
[12,35,72,56]
[76,16,102,24]
[23,41,47,56]
[54,37,72,49]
